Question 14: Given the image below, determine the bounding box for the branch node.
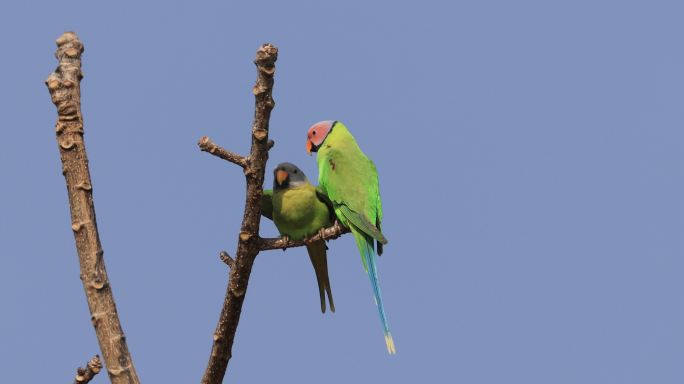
[108,365,132,377]
[91,311,106,325]
[56,31,81,47]
[110,333,126,343]
[267,139,275,150]
[74,355,102,384]
[46,76,61,90]
[253,129,267,141]
[64,47,81,58]
[71,221,89,232]
[60,137,76,150]
[252,84,268,96]
[219,251,235,268]
[239,231,252,242]
[89,278,107,291]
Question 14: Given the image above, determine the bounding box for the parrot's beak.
[276,169,289,186]
[306,139,313,155]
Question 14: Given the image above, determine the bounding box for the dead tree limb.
[45,31,141,384]
[200,43,278,384]
[198,137,247,168]
[74,355,103,384]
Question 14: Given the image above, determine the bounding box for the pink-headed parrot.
[261,162,336,313]
[306,121,396,354]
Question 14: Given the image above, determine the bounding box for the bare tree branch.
[198,136,247,168]
[74,355,103,384]
[200,43,278,384]
[45,31,141,384]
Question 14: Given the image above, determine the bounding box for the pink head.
[306,120,335,154]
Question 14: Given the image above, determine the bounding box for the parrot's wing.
[319,147,387,244]
[261,189,274,220]
[338,205,388,245]
[376,216,384,256]
[315,186,336,222]
[374,164,385,255]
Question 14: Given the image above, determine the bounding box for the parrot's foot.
[304,229,325,245]
[333,219,346,232]
[280,235,290,251]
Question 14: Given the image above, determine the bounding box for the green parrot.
[306,121,395,354]
[261,162,336,313]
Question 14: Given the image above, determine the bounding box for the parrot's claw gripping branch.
[74,355,102,384]
[198,43,278,384]
[259,222,350,251]
[45,31,141,384]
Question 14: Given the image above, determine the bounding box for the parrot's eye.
[294,170,298,174]
[312,130,317,136]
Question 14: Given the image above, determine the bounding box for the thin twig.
[200,43,278,384]
[219,251,235,268]
[259,221,349,251]
[74,355,103,384]
[45,31,140,384]
[198,136,247,167]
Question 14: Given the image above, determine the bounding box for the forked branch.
[200,43,278,384]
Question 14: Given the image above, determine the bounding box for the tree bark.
[46,31,141,384]
[200,43,278,384]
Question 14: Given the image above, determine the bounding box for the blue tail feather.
[352,228,396,354]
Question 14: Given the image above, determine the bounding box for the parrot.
[306,120,396,355]
[261,162,336,313]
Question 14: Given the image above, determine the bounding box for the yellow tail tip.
[385,334,397,355]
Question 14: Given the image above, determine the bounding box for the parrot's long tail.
[351,227,396,355]
[305,240,335,313]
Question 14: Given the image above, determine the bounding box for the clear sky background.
[1,1,683,383]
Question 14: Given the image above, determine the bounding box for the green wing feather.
[338,205,387,244]
[261,189,274,220]
[376,192,384,255]
[315,186,336,222]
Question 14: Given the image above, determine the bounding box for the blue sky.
[1,1,683,383]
